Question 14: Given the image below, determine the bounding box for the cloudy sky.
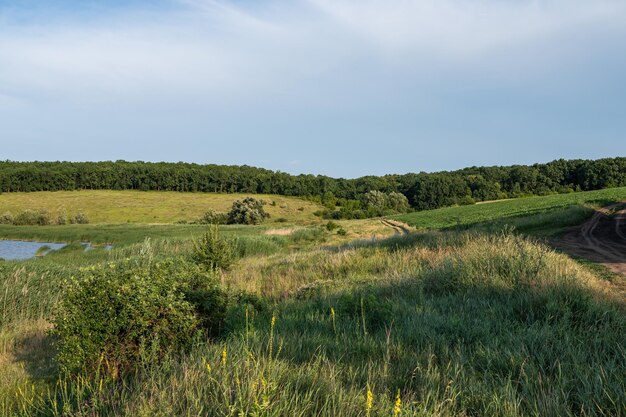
[1,0,625,177]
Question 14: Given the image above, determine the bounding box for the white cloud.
[0,0,624,104]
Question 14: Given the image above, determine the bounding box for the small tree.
[363,190,387,216]
[227,197,270,225]
[386,192,410,213]
[192,224,236,272]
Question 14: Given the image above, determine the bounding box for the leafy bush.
[14,209,52,225]
[227,197,270,225]
[192,224,236,271]
[53,258,227,376]
[0,211,13,224]
[71,212,89,224]
[325,221,339,231]
[387,192,410,213]
[56,209,68,225]
[197,209,227,225]
[337,228,347,236]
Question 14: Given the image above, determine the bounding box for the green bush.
[192,224,236,271]
[71,212,89,224]
[53,258,227,376]
[0,211,13,224]
[14,209,52,225]
[56,209,68,225]
[227,197,270,225]
[197,209,227,225]
[325,221,339,231]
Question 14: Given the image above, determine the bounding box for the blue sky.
[1,0,625,178]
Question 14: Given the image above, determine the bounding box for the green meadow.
[394,186,626,233]
[0,190,624,416]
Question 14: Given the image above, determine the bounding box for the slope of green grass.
[393,187,626,231]
[0,190,323,224]
[1,231,624,416]
[1,188,625,416]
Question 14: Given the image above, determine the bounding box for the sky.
[0,0,625,178]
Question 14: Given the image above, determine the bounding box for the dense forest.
[1,158,625,213]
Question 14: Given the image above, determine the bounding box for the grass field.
[393,187,626,231]
[0,190,324,224]
[0,190,625,416]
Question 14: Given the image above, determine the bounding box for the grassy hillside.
[0,189,625,416]
[1,230,624,416]
[0,190,324,224]
[393,187,626,231]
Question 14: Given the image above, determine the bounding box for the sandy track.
[380,219,413,235]
[554,201,626,278]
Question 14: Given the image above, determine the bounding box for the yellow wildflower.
[366,385,373,415]
[221,348,227,367]
[393,389,401,416]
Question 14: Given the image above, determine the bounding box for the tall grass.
[2,229,624,416]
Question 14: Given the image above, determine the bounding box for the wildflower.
[221,348,227,367]
[366,385,373,416]
[393,389,401,416]
[206,362,212,373]
[271,313,276,329]
[330,307,335,320]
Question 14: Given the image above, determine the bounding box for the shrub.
[14,209,52,225]
[337,228,347,236]
[53,258,227,376]
[197,209,227,225]
[192,224,236,271]
[71,212,89,224]
[326,221,339,231]
[363,190,387,214]
[0,211,13,224]
[227,197,270,225]
[57,209,68,225]
[387,192,410,213]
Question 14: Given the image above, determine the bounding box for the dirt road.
[380,219,413,235]
[554,202,626,278]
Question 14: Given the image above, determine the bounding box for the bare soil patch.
[264,228,295,236]
[553,202,626,292]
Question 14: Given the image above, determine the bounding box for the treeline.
[1,158,625,211]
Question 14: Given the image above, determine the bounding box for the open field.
[393,187,626,231]
[0,190,324,224]
[0,190,625,416]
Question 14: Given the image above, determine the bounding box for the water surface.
[0,240,66,261]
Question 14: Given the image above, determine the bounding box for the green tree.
[227,197,270,225]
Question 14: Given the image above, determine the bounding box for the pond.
[0,240,112,261]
